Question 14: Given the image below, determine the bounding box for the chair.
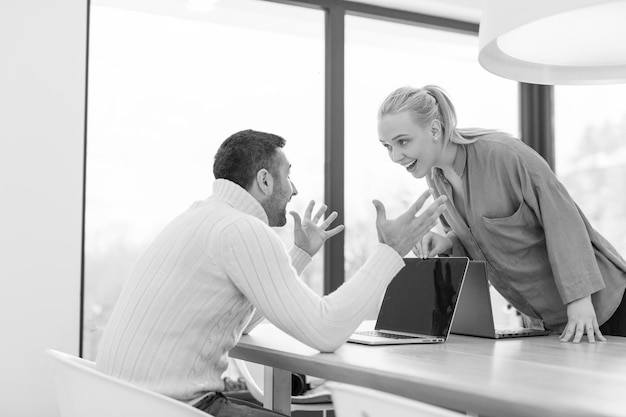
[327,382,464,417]
[45,349,211,417]
[233,359,333,416]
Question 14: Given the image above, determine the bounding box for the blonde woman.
[377,85,626,343]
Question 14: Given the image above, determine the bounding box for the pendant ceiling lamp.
[478,0,626,85]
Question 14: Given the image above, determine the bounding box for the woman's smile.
[401,159,417,171]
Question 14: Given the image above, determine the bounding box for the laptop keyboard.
[355,330,421,339]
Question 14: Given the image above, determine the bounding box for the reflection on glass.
[432,259,459,336]
[376,258,467,337]
[84,1,324,359]
[555,85,626,259]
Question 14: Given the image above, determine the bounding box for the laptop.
[451,260,551,339]
[348,257,470,345]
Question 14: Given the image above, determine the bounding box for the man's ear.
[255,168,274,197]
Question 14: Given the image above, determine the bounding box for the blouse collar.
[452,143,467,178]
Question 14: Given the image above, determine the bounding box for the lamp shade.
[478,0,626,85]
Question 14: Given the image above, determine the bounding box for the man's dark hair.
[213,129,286,189]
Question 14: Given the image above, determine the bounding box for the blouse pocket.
[480,201,544,265]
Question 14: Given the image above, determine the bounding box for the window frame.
[269,0,483,294]
[81,0,552,354]
[258,1,551,294]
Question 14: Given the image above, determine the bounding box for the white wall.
[0,0,87,415]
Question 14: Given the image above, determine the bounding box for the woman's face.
[377,111,441,179]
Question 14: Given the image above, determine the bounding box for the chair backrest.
[45,349,210,417]
[233,359,264,403]
[327,382,463,417]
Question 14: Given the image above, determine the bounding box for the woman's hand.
[290,200,344,257]
[559,295,607,343]
[372,189,447,257]
[413,232,452,258]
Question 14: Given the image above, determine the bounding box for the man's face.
[263,149,298,227]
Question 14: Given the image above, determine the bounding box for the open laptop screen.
[375,257,469,337]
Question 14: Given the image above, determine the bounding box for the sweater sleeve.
[220,218,404,352]
[242,245,312,335]
[289,245,312,275]
[242,309,266,335]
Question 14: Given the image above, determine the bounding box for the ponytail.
[378,85,497,147]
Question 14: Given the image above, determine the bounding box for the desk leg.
[263,365,291,416]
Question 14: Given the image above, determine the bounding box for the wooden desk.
[231,323,626,417]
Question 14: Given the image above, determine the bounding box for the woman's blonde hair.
[377,85,495,147]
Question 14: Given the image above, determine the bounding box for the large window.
[84,1,524,357]
[344,16,519,279]
[555,84,626,258]
[83,0,324,359]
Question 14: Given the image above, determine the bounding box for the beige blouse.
[427,132,626,331]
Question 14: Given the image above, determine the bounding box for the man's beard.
[263,188,288,227]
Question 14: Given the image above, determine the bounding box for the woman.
[377,85,626,343]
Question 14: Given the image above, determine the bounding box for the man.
[96,129,446,416]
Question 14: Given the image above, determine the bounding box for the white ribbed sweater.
[96,179,404,402]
